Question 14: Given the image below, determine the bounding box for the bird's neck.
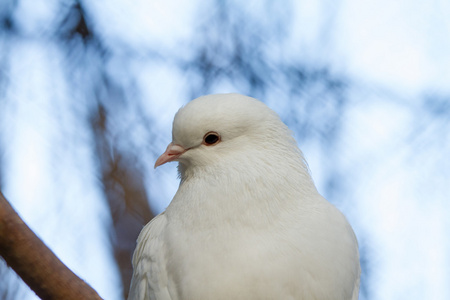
[170,152,319,228]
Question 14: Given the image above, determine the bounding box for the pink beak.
[154,143,187,168]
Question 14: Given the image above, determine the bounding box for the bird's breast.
[164,222,302,299]
[162,203,358,300]
[161,174,359,300]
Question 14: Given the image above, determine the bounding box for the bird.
[128,93,360,300]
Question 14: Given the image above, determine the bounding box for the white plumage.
[128,93,360,300]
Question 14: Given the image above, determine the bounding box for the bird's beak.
[154,143,187,168]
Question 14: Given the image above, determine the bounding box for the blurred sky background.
[0,0,449,299]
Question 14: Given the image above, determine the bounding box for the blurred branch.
[91,103,154,298]
[0,191,102,300]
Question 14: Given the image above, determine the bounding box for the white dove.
[128,93,360,300]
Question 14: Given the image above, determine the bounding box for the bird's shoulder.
[133,212,167,262]
[128,212,173,300]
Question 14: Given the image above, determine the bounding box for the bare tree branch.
[0,191,103,300]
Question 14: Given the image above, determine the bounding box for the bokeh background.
[1,1,449,299]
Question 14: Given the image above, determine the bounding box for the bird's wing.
[351,262,361,300]
[128,212,172,300]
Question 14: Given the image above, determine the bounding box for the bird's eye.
[203,132,221,146]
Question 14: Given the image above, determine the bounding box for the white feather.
[129,93,360,300]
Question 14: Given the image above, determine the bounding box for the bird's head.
[155,93,304,180]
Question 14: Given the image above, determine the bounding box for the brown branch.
[0,191,103,300]
[90,103,154,298]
